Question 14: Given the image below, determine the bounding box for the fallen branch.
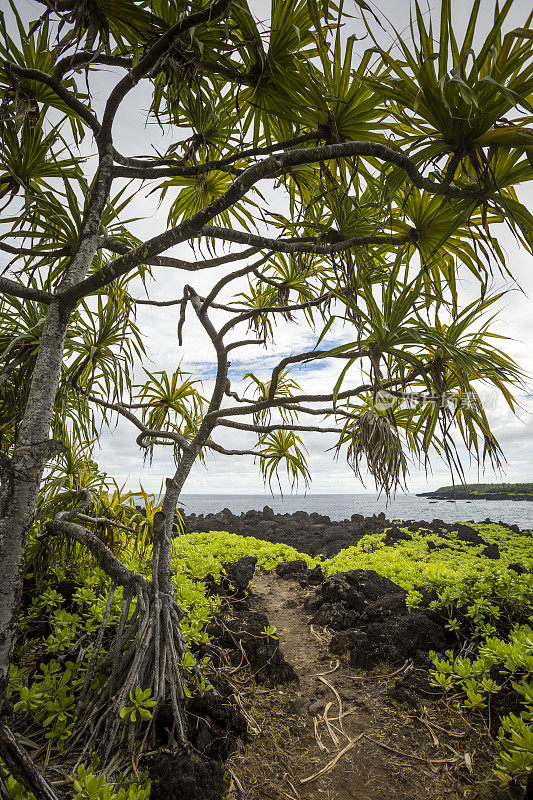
[316,676,345,740]
[300,734,364,783]
[312,716,329,753]
[364,735,461,766]
[351,659,410,681]
[322,702,340,747]
[413,715,466,739]
[312,660,340,677]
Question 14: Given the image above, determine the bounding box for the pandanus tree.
[0,0,532,791]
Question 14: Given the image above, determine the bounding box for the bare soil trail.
[225,572,500,800]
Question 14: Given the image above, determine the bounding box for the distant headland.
[418,482,533,501]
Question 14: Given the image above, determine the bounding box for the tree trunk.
[0,146,114,711]
[0,300,71,710]
[160,445,201,595]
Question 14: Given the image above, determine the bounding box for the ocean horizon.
[179,493,533,528]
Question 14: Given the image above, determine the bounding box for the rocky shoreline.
[418,490,533,501]
[181,506,528,558]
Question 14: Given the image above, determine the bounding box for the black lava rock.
[509,562,528,574]
[275,560,308,578]
[317,570,405,616]
[181,508,527,564]
[220,556,257,597]
[482,543,500,559]
[143,751,225,800]
[489,685,524,736]
[388,668,441,705]
[186,694,247,760]
[329,610,450,669]
[312,602,358,630]
[299,564,325,586]
[359,593,412,625]
[208,607,298,686]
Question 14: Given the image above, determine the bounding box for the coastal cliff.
[418,482,533,502]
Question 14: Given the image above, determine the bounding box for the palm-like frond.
[0,6,87,138]
[161,169,260,231]
[0,117,81,209]
[328,280,524,492]
[244,369,302,425]
[339,410,408,498]
[258,430,310,493]
[136,367,206,452]
[68,294,145,400]
[364,1,533,163]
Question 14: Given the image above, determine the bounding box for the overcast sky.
[7,0,533,495]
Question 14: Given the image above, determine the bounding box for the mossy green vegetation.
[170,530,318,577]
[4,521,532,796]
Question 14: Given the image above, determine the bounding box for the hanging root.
[77,584,202,767]
[45,510,214,772]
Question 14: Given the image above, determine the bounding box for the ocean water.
[179,493,533,529]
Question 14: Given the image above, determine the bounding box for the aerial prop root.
[41,515,214,772]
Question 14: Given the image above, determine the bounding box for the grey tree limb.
[0,278,54,304]
[60,137,480,302]
[76,388,191,451]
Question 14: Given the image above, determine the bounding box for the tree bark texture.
[0,148,114,711]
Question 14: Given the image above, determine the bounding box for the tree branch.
[52,52,133,80]
[216,419,342,435]
[0,725,61,800]
[77,388,191,451]
[223,384,370,420]
[226,338,266,351]
[187,291,229,419]
[199,254,271,312]
[217,294,331,339]
[267,347,368,401]
[0,277,54,303]
[60,136,481,302]
[113,131,323,179]
[76,514,135,535]
[4,62,100,136]
[101,238,260,271]
[208,379,401,423]
[46,519,147,591]
[0,242,71,259]
[201,227,410,255]
[205,440,259,457]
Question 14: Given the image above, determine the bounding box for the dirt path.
[226,572,488,800]
[250,572,385,800]
[252,574,325,692]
